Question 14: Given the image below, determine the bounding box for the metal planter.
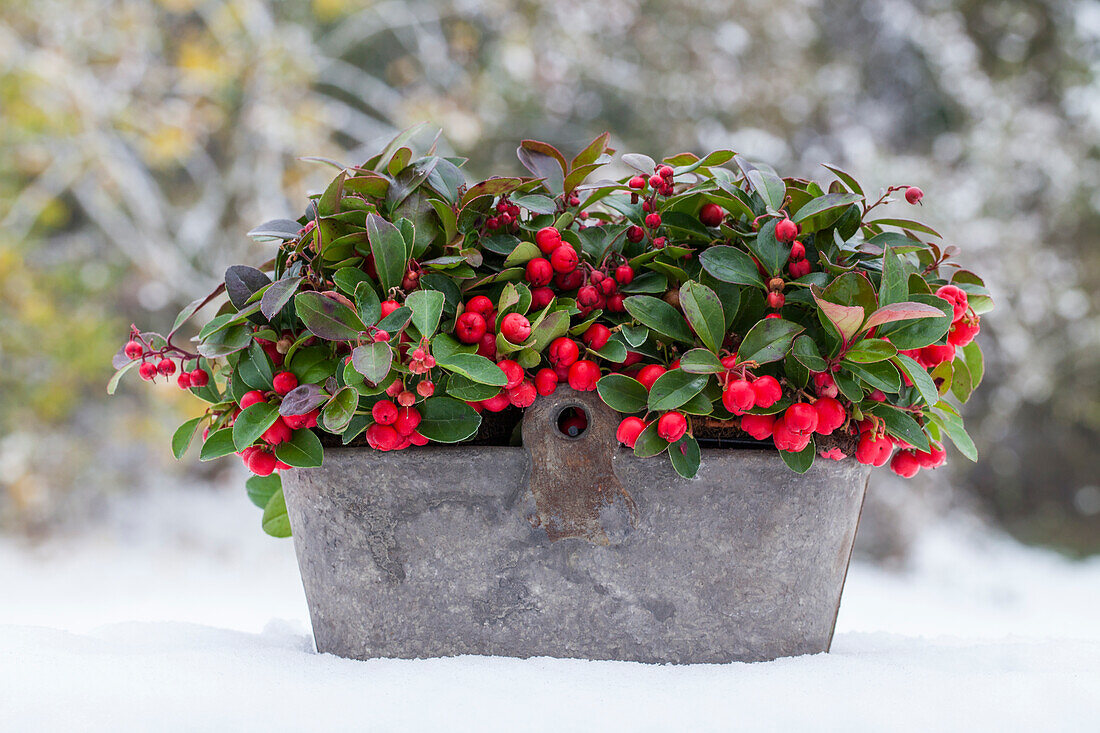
[282,387,870,664]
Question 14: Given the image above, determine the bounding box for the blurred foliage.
[1,0,1098,550]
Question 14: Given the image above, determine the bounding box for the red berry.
[636,364,666,391]
[855,432,893,467]
[657,411,687,443]
[247,450,277,476]
[582,323,612,351]
[751,376,783,408]
[534,227,563,255]
[507,380,537,408]
[652,236,667,248]
[626,225,644,243]
[789,241,806,260]
[480,391,511,412]
[567,360,600,391]
[905,186,923,204]
[813,372,838,398]
[408,431,429,446]
[466,295,494,317]
[644,213,662,229]
[614,265,634,285]
[500,312,532,343]
[577,285,601,308]
[394,407,421,436]
[648,174,663,188]
[372,330,390,342]
[699,203,724,228]
[416,380,435,398]
[722,379,756,415]
[397,390,416,407]
[775,218,798,243]
[124,340,143,359]
[935,285,969,322]
[789,259,812,278]
[616,416,647,448]
[658,165,675,178]
[740,413,776,440]
[915,443,947,469]
[628,175,646,189]
[819,447,846,461]
[784,403,819,434]
[486,216,500,229]
[177,372,192,390]
[534,368,559,396]
[497,359,525,390]
[948,316,980,347]
[919,343,956,368]
[262,417,293,446]
[767,291,786,309]
[607,294,625,312]
[272,371,298,395]
[772,417,812,452]
[372,400,399,425]
[530,286,555,310]
[156,358,176,376]
[813,397,846,435]
[890,450,921,478]
[455,312,487,344]
[240,390,266,409]
[477,332,497,360]
[599,278,617,296]
[380,300,401,318]
[366,423,402,451]
[525,257,554,287]
[550,245,579,274]
[138,362,157,381]
[548,337,580,368]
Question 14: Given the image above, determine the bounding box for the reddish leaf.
[862,302,947,331]
[812,287,865,341]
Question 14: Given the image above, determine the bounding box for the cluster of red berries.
[232,382,316,476]
[898,284,980,370]
[787,239,812,279]
[124,334,209,390]
[365,400,427,451]
[484,198,522,233]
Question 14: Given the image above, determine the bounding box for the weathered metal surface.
[281,387,871,664]
[520,389,637,544]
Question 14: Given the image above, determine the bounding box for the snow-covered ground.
[1,482,1097,731]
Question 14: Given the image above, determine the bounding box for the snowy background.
[2,477,1098,731]
[3,0,1100,729]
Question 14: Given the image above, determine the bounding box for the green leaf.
[834,370,864,402]
[596,374,649,413]
[354,281,382,325]
[171,417,203,459]
[678,282,725,353]
[232,402,280,451]
[879,246,909,306]
[197,323,252,359]
[435,353,507,386]
[742,165,786,213]
[321,386,358,432]
[779,438,816,474]
[679,348,725,374]
[527,310,570,353]
[699,245,765,289]
[812,287,865,342]
[843,338,898,363]
[865,217,941,238]
[106,359,139,395]
[377,305,413,334]
[936,406,978,461]
[746,220,786,277]
[737,318,804,364]
[867,404,931,452]
[648,370,709,411]
[961,341,984,388]
[792,193,863,223]
[366,212,409,293]
[417,396,481,443]
[668,434,701,479]
[406,289,446,337]
[822,164,864,196]
[261,488,292,538]
[893,354,939,408]
[246,473,282,509]
[246,340,274,387]
[791,335,828,373]
[260,276,302,320]
[444,373,502,402]
[843,360,902,394]
[503,241,542,268]
[511,194,557,214]
[620,324,649,348]
[351,342,393,385]
[199,428,236,462]
[862,301,946,332]
[881,294,953,350]
[950,358,974,404]
[633,421,669,458]
[595,340,628,363]
[294,292,366,341]
[274,428,324,468]
[623,295,694,344]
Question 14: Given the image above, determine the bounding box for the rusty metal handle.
[521,387,638,545]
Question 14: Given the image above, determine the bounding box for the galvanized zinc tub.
[282,387,870,664]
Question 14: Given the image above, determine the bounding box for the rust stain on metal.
[521,387,638,545]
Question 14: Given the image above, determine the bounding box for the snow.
[2,483,1098,731]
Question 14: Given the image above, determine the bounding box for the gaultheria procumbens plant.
[111,127,992,536]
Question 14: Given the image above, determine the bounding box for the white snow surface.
[1,483,1097,732]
